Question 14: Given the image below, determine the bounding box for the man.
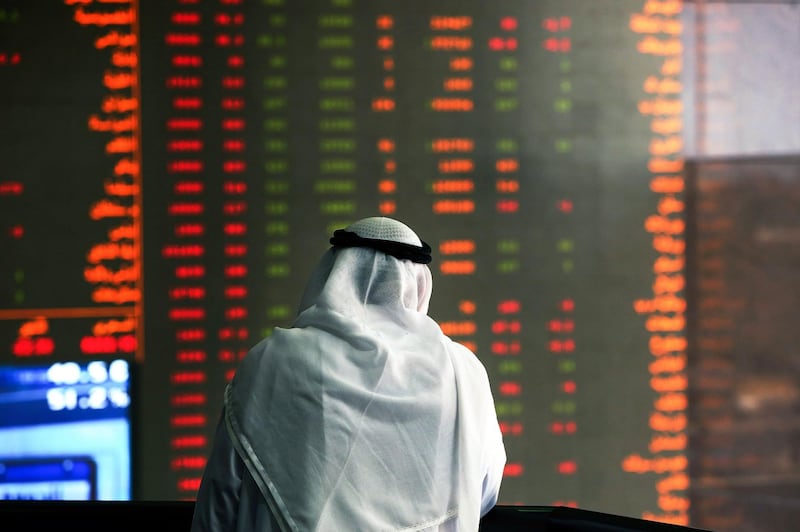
[191,217,506,531]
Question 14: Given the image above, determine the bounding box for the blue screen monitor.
[0,358,133,500]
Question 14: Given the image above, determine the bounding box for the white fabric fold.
[217,218,506,531]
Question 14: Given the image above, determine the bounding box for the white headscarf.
[224,217,504,531]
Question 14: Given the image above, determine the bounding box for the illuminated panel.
[83,7,143,362]
[624,0,689,526]
[216,0,249,386]
[487,13,526,488]
[0,3,142,361]
[259,0,292,330]
[0,358,134,500]
[376,138,397,216]
[374,13,397,216]
[537,11,580,508]
[494,297,524,482]
[428,14,476,224]
[432,139,477,276]
[425,14,479,369]
[162,0,208,497]
[316,1,358,232]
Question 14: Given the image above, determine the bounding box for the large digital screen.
[0,359,133,500]
[0,1,798,531]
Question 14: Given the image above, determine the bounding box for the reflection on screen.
[0,359,132,500]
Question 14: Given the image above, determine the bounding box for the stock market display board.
[1,2,798,531]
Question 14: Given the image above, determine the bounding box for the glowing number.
[499,57,517,71]
[555,139,572,153]
[264,159,289,174]
[495,98,518,111]
[558,360,576,373]
[264,180,289,193]
[267,306,290,319]
[497,239,519,253]
[263,118,287,131]
[496,260,519,274]
[498,360,522,374]
[264,139,288,152]
[265,264,290,277]
[496,138,518,152]
[264,201,288,215]
[264,221,289,235]
[87,386,109,409]
[551,400,576,414]
[262,97,287,110]
[554,98,572,113]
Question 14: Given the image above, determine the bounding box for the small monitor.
[0,358,134,500]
